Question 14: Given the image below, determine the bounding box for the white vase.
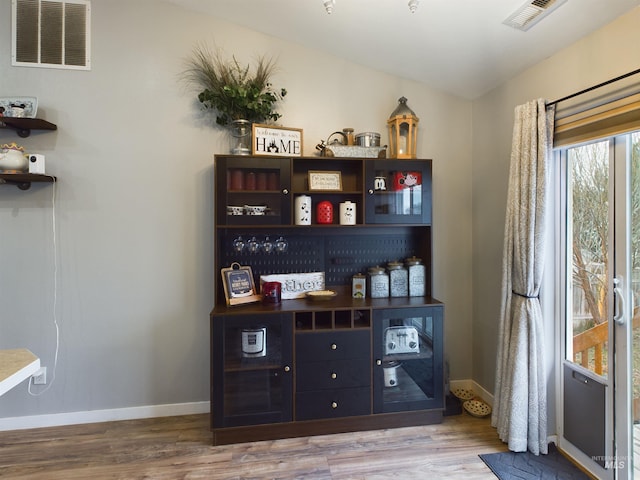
[295,195,311,225]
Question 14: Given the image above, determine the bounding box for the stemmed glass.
[262,236,274,254]
[275,236,288,254]
[232,236,245,253]
[247,236,261,254]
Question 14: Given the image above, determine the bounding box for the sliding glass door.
[624,131,640,480]
[559,131,640,480]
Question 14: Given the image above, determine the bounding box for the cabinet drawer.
[296,358,370,391]
[296,330,370,362]
[296,387,371,420]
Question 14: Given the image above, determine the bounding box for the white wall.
[471,6,640,425]
[0,0,473,422]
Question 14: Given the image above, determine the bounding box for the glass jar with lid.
[405,256,426,297]
[352,273,366,298]
[368,266,389,298]
[387,261,408,297]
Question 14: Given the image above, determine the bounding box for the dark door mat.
[479,443,591,479]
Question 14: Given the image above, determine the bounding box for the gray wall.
[0,0,473,421]
[5,0,635,427]
[471,7,640,396]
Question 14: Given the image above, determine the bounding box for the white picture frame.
[308,170,343,191]
[252,124,303,157]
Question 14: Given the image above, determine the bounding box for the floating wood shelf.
[0,117,57,138]
[0,173,56,190]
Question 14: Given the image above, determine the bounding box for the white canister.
[368,266,389,298]
[387,261,408,297]
[406,256,426,297]
[339,201,356,225]
[295,195,311,225]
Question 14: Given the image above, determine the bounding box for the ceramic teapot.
[0,143,28,173]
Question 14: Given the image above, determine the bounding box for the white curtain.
[491,98,555,455]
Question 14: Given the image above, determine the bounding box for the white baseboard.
[450,379,494,406]
[0,380,494,432]
[0,401,210,432]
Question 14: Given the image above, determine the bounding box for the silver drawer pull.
[284,365,291,372]
[331,372,337,379]
[331,343,337,350]
[331,401,338,409]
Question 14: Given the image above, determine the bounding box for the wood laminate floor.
[0,413,508,479]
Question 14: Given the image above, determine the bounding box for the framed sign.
[252,124,303,157]
[221,262,261,306]
[260,272,325,299]
[308,170,342,191]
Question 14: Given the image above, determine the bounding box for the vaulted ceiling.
[168,0,640,99]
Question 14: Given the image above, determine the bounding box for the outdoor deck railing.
[573,314,640,376]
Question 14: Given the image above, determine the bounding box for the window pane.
[567,140,610,377]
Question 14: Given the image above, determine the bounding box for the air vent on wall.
[12,0,91,70]
[503,0,567,31]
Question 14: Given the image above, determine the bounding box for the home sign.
[252,124,303,157]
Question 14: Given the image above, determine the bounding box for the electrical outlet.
[32,367,47,385]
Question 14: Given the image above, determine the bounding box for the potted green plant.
[183,45,287,154]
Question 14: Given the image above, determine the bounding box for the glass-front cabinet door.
[215,156,292,226]
[373,306,443,413]
[365,159,432,224]
[211,313,293,428]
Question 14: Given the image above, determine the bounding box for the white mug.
[10,106,25,118]
[340,201,356,225]
[295,195,311,225]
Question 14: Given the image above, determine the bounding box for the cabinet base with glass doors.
[211,155,443,445]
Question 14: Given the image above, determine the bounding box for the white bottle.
[295,195,311,225]
[339,201,356,225]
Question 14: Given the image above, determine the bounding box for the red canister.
[262,281,282,304]
[316,201,333,224]
[256,172,267,190]
[245,172,256,190]
[267,172,279,190]
[230,170,244,190]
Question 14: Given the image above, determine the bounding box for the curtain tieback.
[512,290,539,299]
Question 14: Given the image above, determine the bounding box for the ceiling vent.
[503,0,567,31]
[11,0,91,70]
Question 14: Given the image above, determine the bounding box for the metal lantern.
[387,97,419,159]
